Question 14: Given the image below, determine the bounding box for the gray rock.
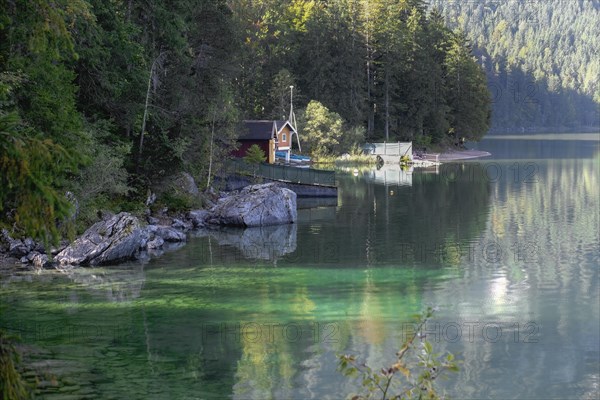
[97,210,115,221]
[147,236,164,249]
[156,226,187,242]
[145,224,158,235]
[172,172,199,197]
[23,237,35,250]
[145,192,157,206]
[50,241,69,256]
[9,239,30,257]
[33,242,46,253]
[171,218,192,231]
[55,212,143,266]
[187,210,209,228]
[146,225,187,242]
[203,197,215,208]
[139,228,150,249]
[154,172,199,200]
[65,191,79,221]
[0,229,10,250]
[205,183,297,227]
[32,252,49,269]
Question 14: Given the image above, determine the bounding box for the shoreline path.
[437,149,491,161]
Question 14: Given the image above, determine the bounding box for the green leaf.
[423,341,433,355]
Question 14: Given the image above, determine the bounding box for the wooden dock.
[225,160,338,198]
[364,142,413,164]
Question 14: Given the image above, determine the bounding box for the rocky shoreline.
[0,183,296,273]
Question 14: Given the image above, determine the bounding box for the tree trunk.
[385,67,390,141]
[126,0,132,22]
[366,22,374,138]
[206,109,216,189]
[367,51,374,137]
[137,62,154,173]
[137,52,165,173]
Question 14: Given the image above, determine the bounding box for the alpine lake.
[1,133,598,399]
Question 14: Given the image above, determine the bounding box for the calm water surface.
[1,133,599,399]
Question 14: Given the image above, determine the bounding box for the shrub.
[298,100,345,157]
[71,119,132,230]
[338,308,459,400]
[413,134,432,149]
[244,144,266,177]
[244,144,267,164]
[159,191,201,211]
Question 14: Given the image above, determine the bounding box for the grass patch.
[311,153,377,165]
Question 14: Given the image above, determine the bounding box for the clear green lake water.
[1,133,599,399]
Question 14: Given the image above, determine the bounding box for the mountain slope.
[431,0,600,131]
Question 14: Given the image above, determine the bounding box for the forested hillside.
[431,0,600,132]
[1,0,240,241]
[232,0,490,146]
[1,0,490,241]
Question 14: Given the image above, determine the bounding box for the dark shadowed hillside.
[431,0,600,132]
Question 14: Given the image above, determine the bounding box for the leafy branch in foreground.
[0,330,33,400]
[338,308,460,400]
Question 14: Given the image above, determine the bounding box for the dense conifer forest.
[432,0,600,132]
[1,0,596,240]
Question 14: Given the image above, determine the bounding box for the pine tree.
[444,30,491,142]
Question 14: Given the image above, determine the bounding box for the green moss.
[158,192,202,212]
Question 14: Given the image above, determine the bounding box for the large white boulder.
[205,183,297,227]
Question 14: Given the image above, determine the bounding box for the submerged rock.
[56,212,143,266]
[64,265,146,302]
[204,224,297,260]
[204,183,297,227]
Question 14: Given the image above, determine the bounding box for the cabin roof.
[275,120,297,135]
[239,120,275,140]
[274,120,290,132]
[239,120,296,141]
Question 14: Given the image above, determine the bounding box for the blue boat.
[275,151,311,163]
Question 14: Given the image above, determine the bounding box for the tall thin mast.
[289,85,301,152]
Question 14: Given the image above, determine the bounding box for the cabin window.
[282,133,287,142]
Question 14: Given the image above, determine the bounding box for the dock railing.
[364,142,413,160]
[229,159,336,187]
